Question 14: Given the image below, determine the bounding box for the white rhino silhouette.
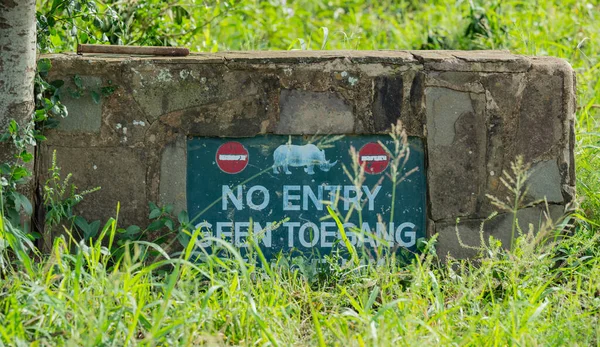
[272,144,337,175]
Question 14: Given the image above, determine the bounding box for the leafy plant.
[43,150,100,233]
[0,57,71,267]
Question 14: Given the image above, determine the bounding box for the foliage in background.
[34,0,600,218]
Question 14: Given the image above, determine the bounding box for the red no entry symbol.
[216,141,249,174]
[358,142,390,174]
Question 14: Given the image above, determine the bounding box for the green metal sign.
[187,135,426,261]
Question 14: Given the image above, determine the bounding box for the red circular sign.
[216,141,249,174]
[358,142,390,174]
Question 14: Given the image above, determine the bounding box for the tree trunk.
[0,0,36,134]
[0,0,37,229]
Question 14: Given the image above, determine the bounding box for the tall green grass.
[0,206,598,345]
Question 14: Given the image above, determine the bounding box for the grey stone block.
[126,65,261,122]
[57,76,102,133]
[40,145,148,228]
[372,75,403,132]
[527,160,563,203]
[276,89,354,134]
[159,136,187,216]
[426,87,486,220]
[435,204,565,260]
[516,72,563,162]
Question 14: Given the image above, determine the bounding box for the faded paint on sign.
[187,135,426,261]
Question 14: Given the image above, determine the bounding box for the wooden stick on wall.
[77,44,190,56]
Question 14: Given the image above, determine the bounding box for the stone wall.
[39,50,576,258]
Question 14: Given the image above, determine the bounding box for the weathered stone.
[479,73,526,215]
[372,75,403,132]
[516,72,563,162]
[56,76,103,133]
[426,87,486,220]
[219,50,416,65]
[528,58,577,199]
[425,71,485,93]
[436,204,565,260]
[156,94,275,137]
[408,71,426,136]
[410,50,531,72]
[125,64,261,121]
[43,89,149,148]
[37,51,576,259]
[276,89,354,134]
[159,136,186,215]
[527,160,563,203]
[39,145,148,228]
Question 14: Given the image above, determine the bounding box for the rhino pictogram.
[272,144,337,175]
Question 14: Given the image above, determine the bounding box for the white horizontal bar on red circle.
[360,155,388,162]
[218,155,247,161]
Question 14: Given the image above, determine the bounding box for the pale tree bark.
[0,0,37,231]
[0,0,36,135]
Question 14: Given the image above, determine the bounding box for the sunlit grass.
[1,210,598,345]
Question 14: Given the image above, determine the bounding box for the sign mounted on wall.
[187,135,426,261]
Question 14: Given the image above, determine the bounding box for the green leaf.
[50,0,61,12]
[74,215,89,230]
[87,220,101,239]
[122,225,141,238]
[20,151,33,163]
[55,103,68,118]
[29,231,41,240]
[164,218,174,231]
[79,32,89,43]
[147,219,164,231]
[47,16,56,28]
[11,191,22,212]
[11,167,29,181]
[73,75,83,89]
[35,109,48,122]
[12,192,32,215]
[50,79,64,89]
[0,164,11,174]
[90,91,101,104]
[75,216,101,239]
[173,6,189,25]
[148,208,162,219]
[101,86,115,97]
[93,16,103,29]
[177,229,191,247]
[9,120,18,135]
[51,104,62,116]
[37,59,52,73]
[177,210,189,224]
[43,98,53,110]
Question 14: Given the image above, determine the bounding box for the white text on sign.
[222,184,382,211]
[191,184,418,249]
